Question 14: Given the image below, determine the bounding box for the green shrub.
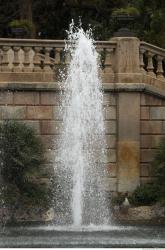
[130,138,165,206]
[0,121,51,210]
[130,183,158,206]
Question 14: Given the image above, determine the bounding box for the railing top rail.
[140,41,165,57]
[0,38,116,49]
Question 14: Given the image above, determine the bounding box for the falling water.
[55,22,110,227]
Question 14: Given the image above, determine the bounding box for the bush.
[0,121,52,210]
[130,183,158,206]
[130,138,165,206]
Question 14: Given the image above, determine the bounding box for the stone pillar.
[117,92,140,192]
[111,37,141,83]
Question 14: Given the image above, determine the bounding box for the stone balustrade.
[140,41,165,79]
[0,38,116,83]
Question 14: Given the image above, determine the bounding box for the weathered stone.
[104,120,116,134]
[53,106,63,120]
[106,163,117,177]
[14,91,39,105]
[18,120,40,134]
[102,177,117,192]
[141,149,156,162]
[141,94,162,106]
[41,121,62,134]
[128,206,156,220]
[140,163,151,177]
[104,106,116,120]
[103,93,116,105]
[41,134,61,149]
[118,141,140,192]
[118,93,140,141]
[141,121,163,134]
[140,177,155,185]
[141,106,150,120]
[0,106,26,119]
[106,134,116,148]
[0,91,13,104]
[103,149,116,163]
[141,135,165,148]
[40,92,61,105]
[27,106,53,119]
[150,107,165,120]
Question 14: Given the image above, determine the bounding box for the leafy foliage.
[0,121,51,209]
[130,138,165,206]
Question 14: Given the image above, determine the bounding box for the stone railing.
[0,38,116,83]
[140,41,165,80]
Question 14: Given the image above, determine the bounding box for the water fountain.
[0,22,165,248]
[54,21,110,228]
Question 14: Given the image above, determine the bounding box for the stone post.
[117,93,140,192]
[111,37,141,192]
[111,37,141,83]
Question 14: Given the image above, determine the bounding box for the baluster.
[13,46,21,72]
[139,48,146,73]
[54,48,62,65]
[33,46,42,72]
[146,51,155,77]
[1,46,11,72]
[65,51,71,67]
[96,47,103,74]
[156,55,164,79]
[43,47,52,72]
[104,48,114,73]
[23,46,32,72]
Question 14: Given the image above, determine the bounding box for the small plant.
[0,121,52,218]
[112,6,140,17]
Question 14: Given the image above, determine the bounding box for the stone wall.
[140,93,165,185]
[1,87,165,193]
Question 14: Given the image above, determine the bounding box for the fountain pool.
[0,224,165,247]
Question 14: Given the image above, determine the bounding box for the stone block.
[104,120,116,134]
[140,163,151,177]
[27,106,53,119]
[0,106,26,120]
[141,135,165,148]
[150,107,165,120]
[140,177,155,185]
[0,91,13,104]
[41,134,61,149]
[118,93,140,141]
[106,134,116,148]
[104,106,116,120]
[118,141,140,192]
[102,177,117,192]
[141,107,150,120]
[141,149,156,163]
[40,92,61,105]
[53,106,63,120]
[141,94,162,106]
[41,121,62,134]
[102,149,116,163]
[103,93,116,105]
[106,163,117,177]
[44,149,56,163]
[14,92,39,105]
[141,121,163,134]
[18,120,40,134]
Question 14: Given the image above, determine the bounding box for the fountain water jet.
[55,22,110,227]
